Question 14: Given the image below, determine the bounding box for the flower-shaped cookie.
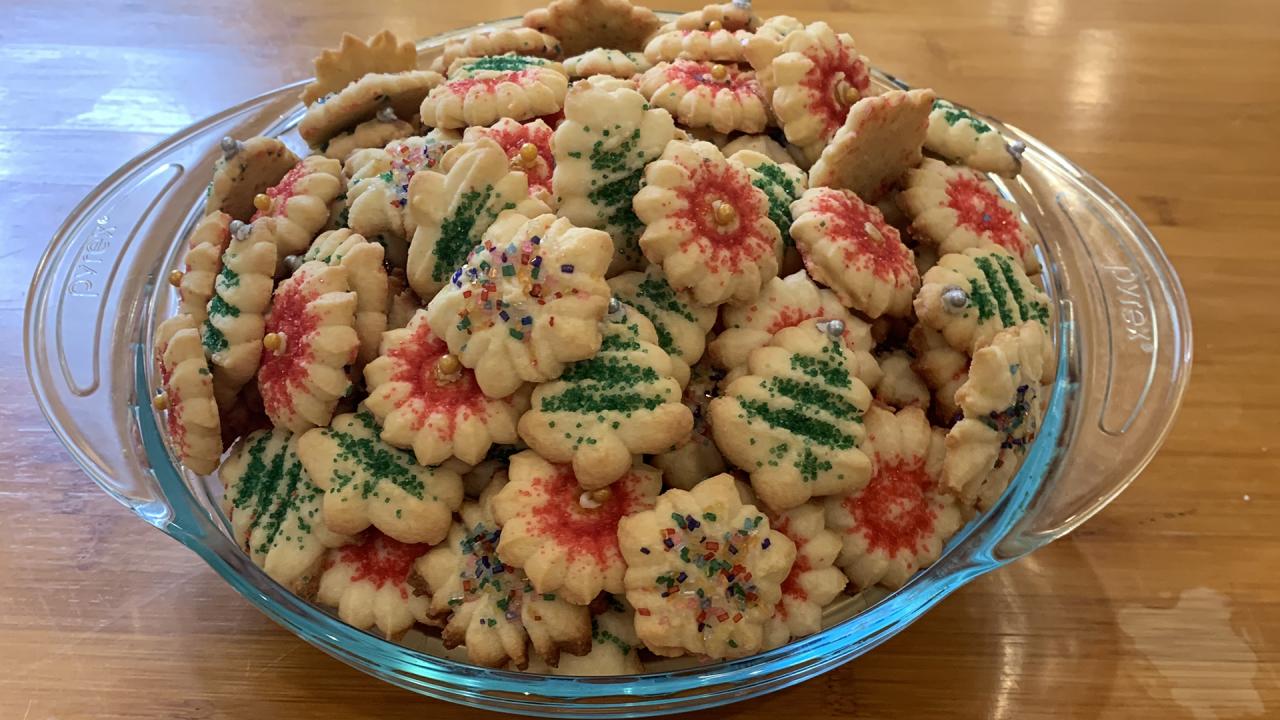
[518,308,693,489]
[406,137,550,298]
[414,480,593,668]
[791,186,919,318]
[760,21,870,165]
[563,48,652,78]
[824,405,962,590]
[420,55,569,129]
[898,158,1040,272]
[316,530,433,639]
[729,148,809,251]
[298,409,464,543]
[303,229,388,369]
[643,27,753,64]
[741,14,805,70]
[722,134,794,165]
[321,114,416,163]
[617,473,794,659]
[154,315,222,474]
[875,350,931,409]
[908,324,969,425]
[492,451,662,604]
[203,218,278,408]
[762,502,846,648]
[710,321,873,512]
[445,118,556,207]
[258,261,359,431]
[926,98,1021,177]
[300,70,444,148]
[546,596,645,675]
[810,88,935,202]
[638,61,768,134]
[523,0,661,55]
[433,28,562,75]
[204,136,299,222]
[914,247,1051,368]
[608,265,717,388]
[250,155,344,261]
[301,30,418,107]
[174,211,231,325]
[221,428,353,593]
[635,140,781,306]
[651,359,726,490]
[364,309,527,466]
[426,212,614,398]
[552,76,676,274]
[944,321,1048,509]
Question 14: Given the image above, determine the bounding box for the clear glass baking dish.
[24,15,1191,718]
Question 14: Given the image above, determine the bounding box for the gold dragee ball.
[253,193,272,212]
[263,332,286,354]
[710,63,728,81]
[167,269,185,287]
[713,199,737,226]
[152,391,169,411]
[436,353,462,379]
[708,20,723,31]
[518,142,539,165]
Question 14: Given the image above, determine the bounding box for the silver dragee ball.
[820,319,845,338]
[607,297,623,319]
[376,106,397,123]
[941,285,970,313]
[229,219,249,241]
[220,136,242,160]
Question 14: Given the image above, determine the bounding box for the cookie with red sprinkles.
[251,155,344,261]
[202,217,279,409]
[762,501,846,649]
[643,27,753,64]
[824,405,961,590]
[153,314,222,474]
[492,451,662,604]
[303,229,389,370]
[173,211,231,326]
[637,60,768,135]
[617,473,795,659]
[316,530,434,639]
[809,88,935,203]
[444,118,557,208]
[420,55,568,130]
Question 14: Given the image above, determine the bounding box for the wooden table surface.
[3,0,1278,717]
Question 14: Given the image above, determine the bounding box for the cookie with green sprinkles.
[204,136,299,223]
[174,211,231,326]
[607,265,716,388]
[517,305,693,490]
[431,29,562,76]
[420,55,568,129]
[925,98,1022,178]
[406,137,551,299]
[914,246,1052,377]
[297,409,464,544]
[203,217,279,410]
[153,314,222,475]
[709,319,874,512]
[220,427,353,594]
[727,148,809,251]
[304,229,388,370]
[315,529,434,639]
[762,501,847,649]
[413,477,592,669]
[551,75,677,275]
[617,473,795,659]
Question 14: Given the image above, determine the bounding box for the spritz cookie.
[721,134,794,165]
[898,158,1039,272]
[546,596,645,675]
[518,307,693,490]
[203,218,277,408]
[790,186,919,318]
[300,70,444,148]
[523,0,661,55]
[809,88,935,202]
[492,451,662,604]
[445,118,556,208]
[874,349,931,409]
[220,428,352,594]
[741,14,805,71]
[729,148,808,253]
[824,405,962,590]
[405,137,550,298]
[298,409,463,543]
[153,315,222,474]
[364,309,527,466]
[386,272,422,331]
[301,30,418,107]
[303,229,389,370]
[637,61,768,134]
[617,473,794,659]
[607,264,717,388]
[316,530,433,639]
[434,28,562,75]
[650,359,727,490]
[667,2,760,32]
[321,114,416,163]
[258,260,358,432]
[420,55,568,129]
[710,320,873,512]
[173,211,231,325]
[908,324,969,425]
[563,48,651,78]
[426,212,614,398]
[634,140,781,305]
[204,136,299,222]
[643,27,752,64]
[762,501,846,649]
[250,155,345,261]
[925,98,1021,177]
[552,76,676,274]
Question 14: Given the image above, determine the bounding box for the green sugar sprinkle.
[201,319,229,354]
[207,294,239,319]
[434,186,497,282]
[973,255,1016,327]
[739,399,855,450]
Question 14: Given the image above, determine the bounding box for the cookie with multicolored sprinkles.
[249,155,344,262]
[563,48,651,78]
[363,309,527,466]
[300,70,444,148]
[824,405,962,590]
[492,451,662,605]
[635,140,782,306]
[925,98,1021,177]
[303,229,388,370]
[790,186,920,319]
[258,260,359,432]
[420,55,568,130]
[617,473,794,659]
[607,265,717,388]
[809,88,935,203]
[153,315,222,474]
[898,158,1039,272]
[762,501,846,649]
[443,118,556,208]
[298,409,464,544]
[432,28,562,75]
[651,359,727,490]
[426,212,614,399]
[316,530,434,639]
[413,478,592,669]
[914,246,1051,370]
[637,61,768,135]
[321,114,416,163]
[405,137,550,299]
[710,320,874,512]
[204,136,299,222]
[220,427,353,594]
[518,306,693,490]
[203,218,278,409]
[301,30,418,107]
[173,211,231,326]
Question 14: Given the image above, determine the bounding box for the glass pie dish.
[24,15,1191,718]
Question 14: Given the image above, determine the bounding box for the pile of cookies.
[153,0,1052,674]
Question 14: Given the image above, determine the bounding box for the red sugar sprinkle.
[384,319,486,437]
[258,277,321,419]
[944,174,1028,256]
[340,531,429,599]
[844,457,939,557]
[250,161,309,222]
[664,60,762,101]
[670,156,775,273]
[798,42,871,140]
[525,464,654,568]
[805,188,914,283]
[474,120,555,195]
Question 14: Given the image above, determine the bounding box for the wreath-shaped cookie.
[316,530,433,639]
[762,502,846,648]
[203,219,278,408]
[303,229,389,370]
[153,315,222,474]
[637,61,768,134]
[173,211,231,325]
[563,48,652,78]
[204,136,299,222]
[420,55,569,130]
[651,359,727,490]
[925,98,1021,177]
[300,70,443,148]
[301,30,418,107]
[607,264,717,388]
[250,155,345,260]
[809,88,935,203]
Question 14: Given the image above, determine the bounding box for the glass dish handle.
[996,134,1193,558]
[25,83,304,528]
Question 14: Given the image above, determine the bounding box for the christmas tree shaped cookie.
[173,211,231,326]
[607,264,717,388]
[925,98,1021,177]
[203,218,277,408]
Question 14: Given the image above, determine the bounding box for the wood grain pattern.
[3,0,1279,717]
